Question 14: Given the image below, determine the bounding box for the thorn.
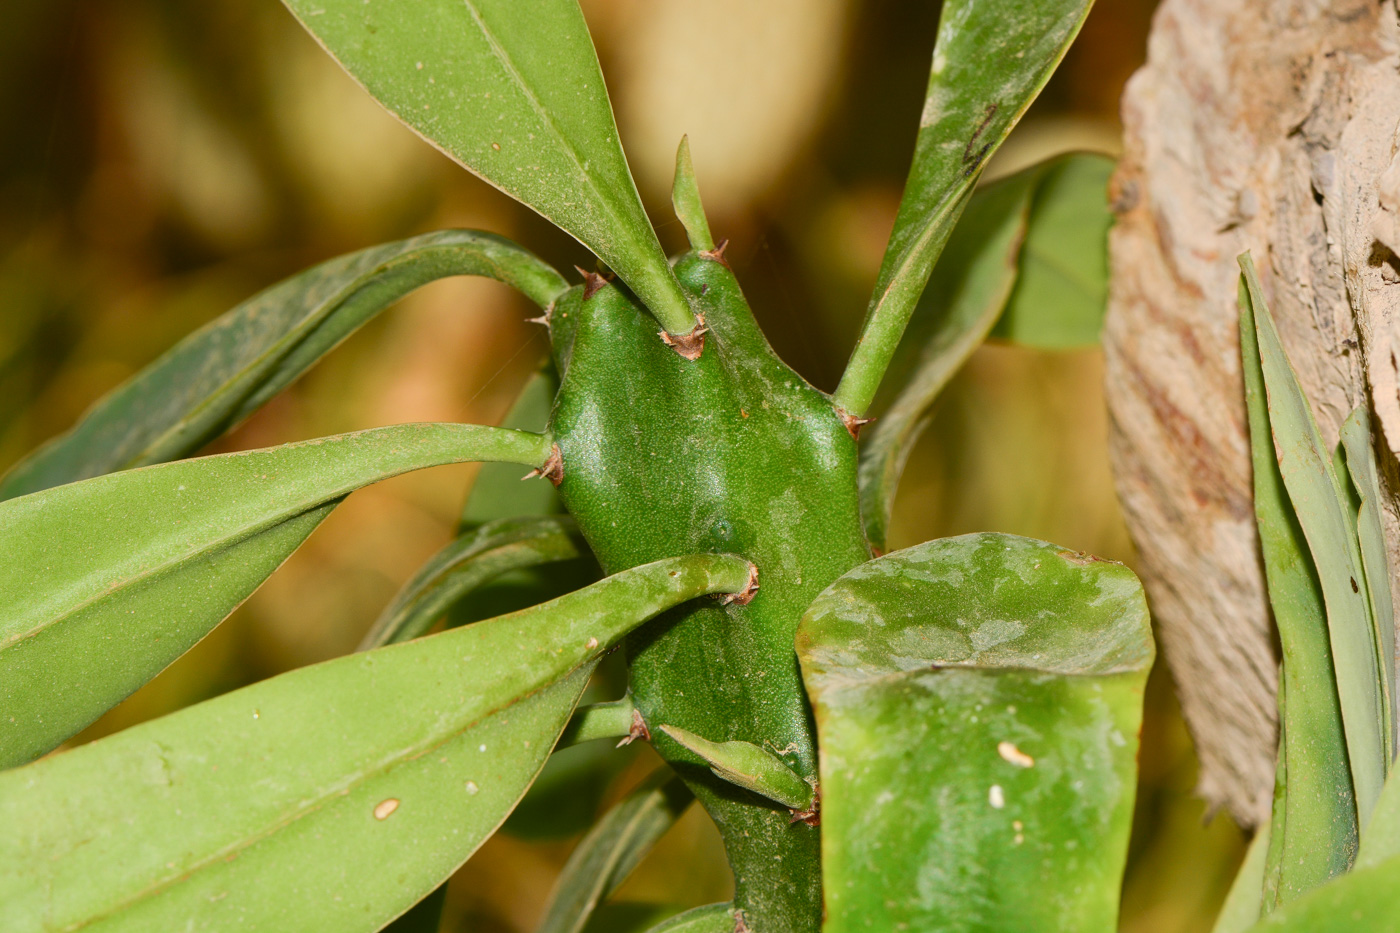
[573,265,612,300]
[732,910,750,933]
[659,313,708,361]
[788,783,821,827]
[699,238,731,269]
[616,708,651,747]
[719,562,759,606]
[526,302,553,327]
[836,406,874,440]
[522,443,564,487]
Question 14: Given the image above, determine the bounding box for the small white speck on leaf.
[373,798,399,820]
[416,61,423,69]
[997,741,1035,768]
[586,637,599,649]
[479,744,487,752]
[251,710,259,720]
[464,781,479,795]
[989,785,1005,809]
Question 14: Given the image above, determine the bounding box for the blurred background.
[0,0,1244,929]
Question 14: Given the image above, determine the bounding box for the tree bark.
[1105,0,1400,826]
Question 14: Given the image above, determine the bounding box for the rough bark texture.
[1105,0,1400,826]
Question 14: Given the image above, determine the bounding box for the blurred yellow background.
[0,1,1243,929]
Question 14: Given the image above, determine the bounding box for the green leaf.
[1340,407,1397,761]
[1242,850,1400,931]
[671,136,716,253]
[797,532,1153,933]
[536,770,694,933]
[359,515,586,648]
[657,725,816,812]
[0,552,754,933]
[1239,278,1356,903]
[382,882,448,933]
[831,0,1095,416]
[0,231,566,500]
[461,369,562,529]
[988,152,1114,347]
[281,0,695,334]
[639,904,735,933]
[1213,821,1272,933]
[0,422,552,769]
[560,697,639,747]
[1239,253,1387,826]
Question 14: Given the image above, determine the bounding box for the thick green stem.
[559,698,637,747]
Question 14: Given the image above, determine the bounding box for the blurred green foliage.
[0,0,1242,929]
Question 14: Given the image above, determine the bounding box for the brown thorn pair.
[574,265,612,300]
[718,562,760,607]
[835,406,874,440]
[660,313,708,361]
[522,443,564,487]
[699,238,731,269]
[615,708,651,748]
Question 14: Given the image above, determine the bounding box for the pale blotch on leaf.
[997,741,1035,768]
[373,798,400,821]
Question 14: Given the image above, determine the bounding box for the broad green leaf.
[672,136,716,253]
[0,552,753,933]
[359,515,585,648]
[1340,407,1396,760]
[989,152,1114,347]
[796,532,1152,933]
[831,0,1095,415]
[461,369,562,529]
[858,153,1114,550]
[0,231,566,500]
[537,770,694,933]
[1240,253,1386,825]
[640,904,735,933]
[382,870,448,933]
[1213,821,1272,933]
[658,725,815,812]
[1243,850,1400,931]
[0,422,552,769]
[1239,281,1356,903]
[281,0,695,334]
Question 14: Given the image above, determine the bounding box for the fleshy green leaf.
[1243,850,1400,931]
[1339,407,1397,760]
[797,532,1152,933]
[359,515,585,648]
[0,552,753,933]
[1239,253,1387,825]
[1239,280,1356,904]
[560,697,639,747]
[988,152,1113,347]
[857,152,1113,551]
[461,369,562,529]
[831,0,1095,416]
[536,770,694,933]
[1213,821,1272,933]
[672,136,716,253]
[639,904,735,933]
[0,231,566,500]
[0,422,552,769]
[657,725,815,812]
[281,0,695,334]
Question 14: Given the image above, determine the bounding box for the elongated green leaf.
[359,515,585,648]
[832,0,1095,415]
[282,0,695,334]
[1214,821,1272,933]
[796,532,1152,933]
[672,136,715,253]
[560,697,638,747]
[858,153,1114,550]
[657,725,815,812]
[1239,281,1356,903]
[0,552,753,933]
[537,770,694,933]
[0,231,566,500]
[1340,407,1396,760]
[1239,253,1386,825]
[0,422,552,769]
[640,904,735,933]
[989,152,1113,347]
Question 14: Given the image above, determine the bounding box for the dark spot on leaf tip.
[699,239,731,269]
[522,443,564,487]
[659,313,708,361]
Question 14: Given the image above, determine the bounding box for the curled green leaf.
[0,231,566,500]
[658,725,815,813]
